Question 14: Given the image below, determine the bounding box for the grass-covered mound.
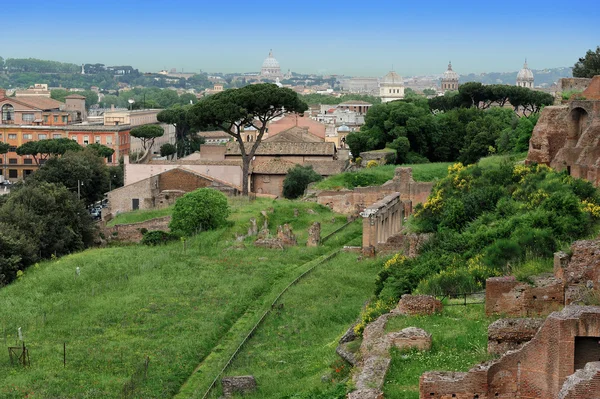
[107,206,173,226]
[383,304,494,399]
[376,162,600,301]
[0,198,361,399]
[314,162,452,191]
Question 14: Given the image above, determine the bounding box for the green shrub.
[282,165,322,199]
[169,188,230,236]
[366,160,378,168]
[141,230,179,246]
[376,162,600,304]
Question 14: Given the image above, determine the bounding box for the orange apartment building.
[0,88,164,180]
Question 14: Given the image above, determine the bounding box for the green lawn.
[0,198,359,399]
[314,163,452,191]
[209,251,381,398]
[383,304,496,399]
[107,206,173,226]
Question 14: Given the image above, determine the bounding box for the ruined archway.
[568,107,589,143]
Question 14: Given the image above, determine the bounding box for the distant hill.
[459,67,572,88]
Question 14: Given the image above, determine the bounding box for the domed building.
[441,61,459,92]
[516,60,534,88]
[379,71,404,103]
[261,50,283,78]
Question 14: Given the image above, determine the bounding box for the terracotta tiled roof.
[198,130,232,139]
[10,96,64,110]
[225,141,335,156]
[264,126,323,143]
[251,159,345,175]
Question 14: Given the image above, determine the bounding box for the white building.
[260,50,283,78]
[440,62,459,92]
[379,71,404,102]
[516,60,534,88]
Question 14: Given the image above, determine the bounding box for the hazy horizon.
[2,0,598,77]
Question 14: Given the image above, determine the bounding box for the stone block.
[307,222,321,247]
[221,375,256,398]
[388,327,432,351]
[393,294,442,316]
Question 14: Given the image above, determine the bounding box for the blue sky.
[2,0,599,76]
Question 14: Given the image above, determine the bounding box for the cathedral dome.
[381,71,403,85]
[442,62,459,81]
[262,50,280,70]
[517,60,534,82]
[338,125,351,132]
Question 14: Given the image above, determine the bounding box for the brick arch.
[568,107,589,143]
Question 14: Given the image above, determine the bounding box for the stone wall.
[487,318,543,355]
[559,78,593,93]
[486,238,600,317]
[485,275,565,317]
[317,167,433,215]
[420,306,600,399]
[526,75,600,186]
[102,216,171,243]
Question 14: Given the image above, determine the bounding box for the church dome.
[517,60,534,81]
[338,125,351,132]
[381,71,403,85]
[262,50,280,70]
[442,62,459,81]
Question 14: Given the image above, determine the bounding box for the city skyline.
[1,0,598,77]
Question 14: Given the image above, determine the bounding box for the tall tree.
[573,46,600,78]
[30,147,110,204]
[157,105,195,157]
[0,141,8,154]
[129,125,164,153]
[187,83,308,195]
[16,138,82,165]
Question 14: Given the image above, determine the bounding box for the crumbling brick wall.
[102,216,171,243]
[485,276,565,317]
[487,318,543,355]
[316,167,433,215]
[486,238,600,317]
[421,306,600,399]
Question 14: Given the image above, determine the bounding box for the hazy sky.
[2,0,598,77]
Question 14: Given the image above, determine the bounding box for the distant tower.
[441,61,459,92]
[81,64,85,75]
[516,59,534,88]
[379,71,404,102]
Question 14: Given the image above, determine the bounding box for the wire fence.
[436,291,486,306]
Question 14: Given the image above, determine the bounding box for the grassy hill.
[0,198,370,399]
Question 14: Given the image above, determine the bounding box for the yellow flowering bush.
[366,160,379,168]
[353,298,397,335]
[384,253,407,270]
[582,200,600,218]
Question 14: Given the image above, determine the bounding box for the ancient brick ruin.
[487,318,543,355]
[345,295,440,399]
[360,192,409,255]
[486,238,600,317]
[527,75,600,186]
[420,306,600,399]
[316,167,433,215]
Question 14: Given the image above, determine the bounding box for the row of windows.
[0,169,33,178]
[2,133,62,140]
[0,158,34,165]
[70,135,113,145]
[388,89,402,94]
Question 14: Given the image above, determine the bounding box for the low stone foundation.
[393,294,443,316]
[101,216,171,243]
